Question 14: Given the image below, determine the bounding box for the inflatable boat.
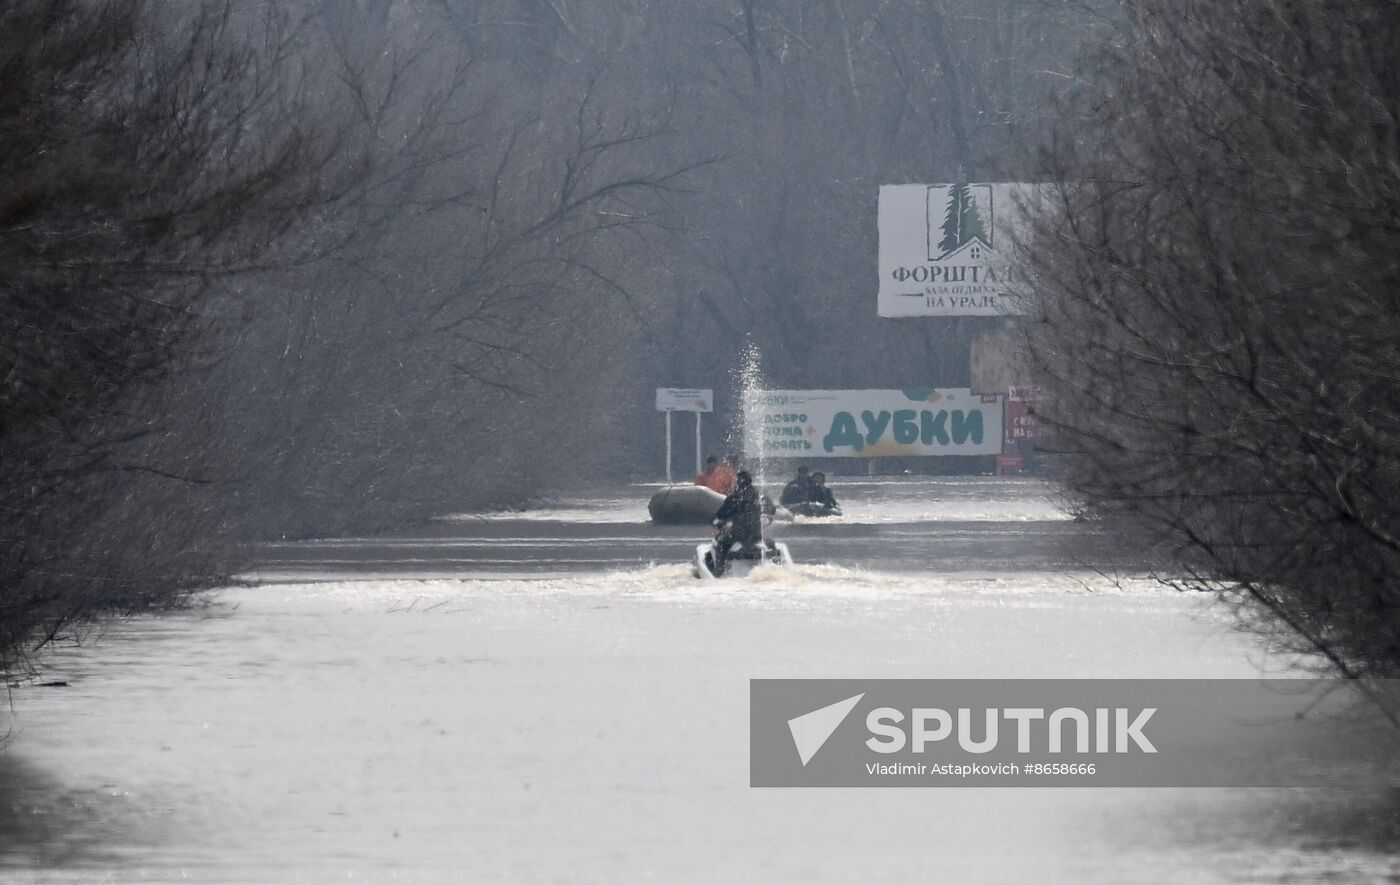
[784,502,842,519]
[692,538,794,580]
[648,484,726,524]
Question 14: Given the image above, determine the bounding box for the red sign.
[1006,387,1043,442]
[996,453,1024,474]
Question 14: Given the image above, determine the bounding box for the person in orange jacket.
[695,454,738,495]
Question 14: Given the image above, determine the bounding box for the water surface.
[4,477,1396,882]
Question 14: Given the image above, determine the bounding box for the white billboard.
[878,183,1036,317]
[655,388,713,412]
[745,389,1003,459]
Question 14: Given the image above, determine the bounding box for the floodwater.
[3,477,1399,882]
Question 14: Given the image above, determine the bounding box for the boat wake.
[237,561,1173,614]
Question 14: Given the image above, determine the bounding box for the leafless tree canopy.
[1020,0,1400,679]
[0,0,698,666]
[2,0,1115,668]
[0,0,373,665]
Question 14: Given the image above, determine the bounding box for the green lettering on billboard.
[951,410,983,445]
[892,410,919,444]
[823,412,864,453]
[860,410,891,444]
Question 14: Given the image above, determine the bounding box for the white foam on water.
[238,562,1181,616]
[783,503,1069,524]
[439,477,1074,525]
[440,498,649,524]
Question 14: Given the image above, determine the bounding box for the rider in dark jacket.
[711,470,763,573]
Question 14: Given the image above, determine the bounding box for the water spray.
[730,338,768,492]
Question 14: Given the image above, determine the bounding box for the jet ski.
[693,537,793,580]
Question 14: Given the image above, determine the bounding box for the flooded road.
[3,477,1398,882]
[248,477,1135,581]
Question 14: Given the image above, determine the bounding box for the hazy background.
[202,0,1107,534]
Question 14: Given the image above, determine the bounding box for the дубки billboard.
[745,389,1003,459]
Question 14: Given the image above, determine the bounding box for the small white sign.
[656,388,713,412]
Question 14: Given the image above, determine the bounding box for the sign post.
[655,388,714,483]
[664,411,673,483]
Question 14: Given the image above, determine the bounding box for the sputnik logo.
[787,693,864,766]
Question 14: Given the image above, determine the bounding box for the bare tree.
[136,2,713,540]
[0,0,422,670]
[0,0,1116,671]
[1019,0,1400,689]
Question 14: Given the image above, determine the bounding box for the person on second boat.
[695,454,738,495]
[711,470,764,574]
[808,471,839,512]
[779,466,812,507]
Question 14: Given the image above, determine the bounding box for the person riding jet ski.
[695,469,793,578]
[710,470,764,575]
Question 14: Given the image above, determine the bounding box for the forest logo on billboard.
[929,182,993,261]
[878,183,1033,318]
